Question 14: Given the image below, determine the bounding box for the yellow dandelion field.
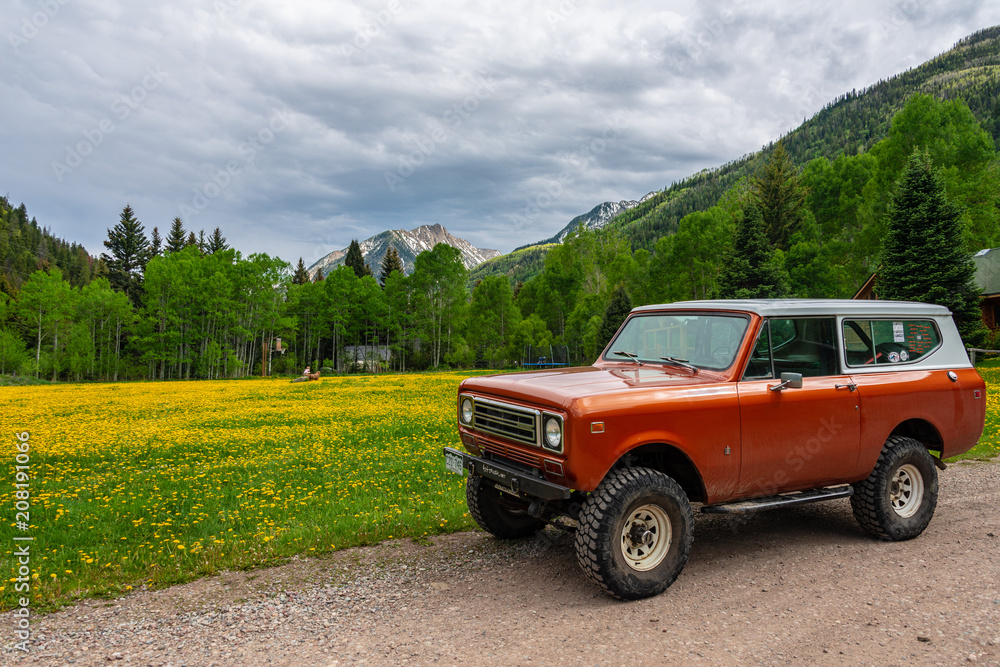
[0,366,997,611]
[957,361,1000,461]
[0,372,484,610]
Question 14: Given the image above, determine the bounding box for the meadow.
[1,366,997,611]
[0,372,487,611]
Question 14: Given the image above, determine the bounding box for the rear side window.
[842,319,941,367]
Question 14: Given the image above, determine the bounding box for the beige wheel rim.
[619,504,672,571]
[890,463,924,518]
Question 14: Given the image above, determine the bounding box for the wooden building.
[852,248,1000,329]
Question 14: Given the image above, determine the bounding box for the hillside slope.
[605,26,1000,251]
[474,26,1000,288]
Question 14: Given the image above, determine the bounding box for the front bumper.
[443,447,571,501]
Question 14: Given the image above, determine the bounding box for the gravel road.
[4,460,999,666]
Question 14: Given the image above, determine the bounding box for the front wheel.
[466,475,545,539]
[851,435,938,541]
[574,467,694,600]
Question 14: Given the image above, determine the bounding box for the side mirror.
[769,372,803,392]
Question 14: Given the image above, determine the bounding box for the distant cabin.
[340,345,391,372]
[853,247,1000,329]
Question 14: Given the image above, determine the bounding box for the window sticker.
[893,321,905,343]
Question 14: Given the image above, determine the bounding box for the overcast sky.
[3,1,1000,266]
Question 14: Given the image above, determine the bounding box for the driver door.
[736,318,861,497]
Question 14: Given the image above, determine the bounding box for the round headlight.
[461,398,474,424]
[544,417,562,449]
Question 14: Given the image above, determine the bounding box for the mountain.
[308,223,501,278]
[534,192,658,246]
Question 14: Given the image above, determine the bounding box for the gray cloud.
[2,0,999,263]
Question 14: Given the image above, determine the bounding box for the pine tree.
[185,232,198,248]
[207,227,229,254]
[150,226,163,256]
[344,240,372,278]
[597,285,632,351]
[750,142,808,251]
[0,271,17,300]
[197,229,206,253]
[166,217,187,253]
[713,203,788,299]
[379,246,404,285]
[312,268,324,283]
[876,150,984,342]
[292,258,311,285]
[101,204,151,307]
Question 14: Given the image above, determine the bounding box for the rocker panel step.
[701,485,853,514]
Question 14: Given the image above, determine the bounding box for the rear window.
[842,319,941,367]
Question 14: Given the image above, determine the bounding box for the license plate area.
[444,450,464,475]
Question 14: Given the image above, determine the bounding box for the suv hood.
[461,364,724,410]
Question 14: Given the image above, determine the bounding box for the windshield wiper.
[612,350,643,366]
[660,356,699,373]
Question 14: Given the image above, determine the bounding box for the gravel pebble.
[2,460,998,666]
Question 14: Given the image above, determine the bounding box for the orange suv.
[444,299,986,599]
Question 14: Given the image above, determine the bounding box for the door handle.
[835,383,857,392]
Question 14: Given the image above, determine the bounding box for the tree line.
[1,92,998,381]
[506,93,998,362]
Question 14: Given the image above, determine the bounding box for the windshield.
[603,312,750,370]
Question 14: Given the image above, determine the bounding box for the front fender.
[566,388,741,501]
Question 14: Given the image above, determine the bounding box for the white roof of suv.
[632,299,953,318]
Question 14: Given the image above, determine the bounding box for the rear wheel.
[466,475,545,539]
[575,467,694,600]
[851,435,938,541]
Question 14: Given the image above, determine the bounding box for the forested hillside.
[482,26,1000,286]
[607,26,1000,251]
[0,197,96,291]
[467,244,556,289]
[509,89,1000,365]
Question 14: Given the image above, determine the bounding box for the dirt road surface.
[4,461,999,666]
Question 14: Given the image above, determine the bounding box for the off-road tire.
[466,475,545,539]
[851,435,938,541]
[574,467,694,600]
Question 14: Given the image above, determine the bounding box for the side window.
[769,319,796,350]
[743,322,773,379]
[742,319,838,379]
[843,319,942,366]
[779,318,836,377]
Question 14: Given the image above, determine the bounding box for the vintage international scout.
[443,299,986,599]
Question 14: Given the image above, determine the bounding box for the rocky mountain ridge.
[547,191,658,243]
[308,223,501,278]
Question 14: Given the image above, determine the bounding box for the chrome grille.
[473,398,537,446]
